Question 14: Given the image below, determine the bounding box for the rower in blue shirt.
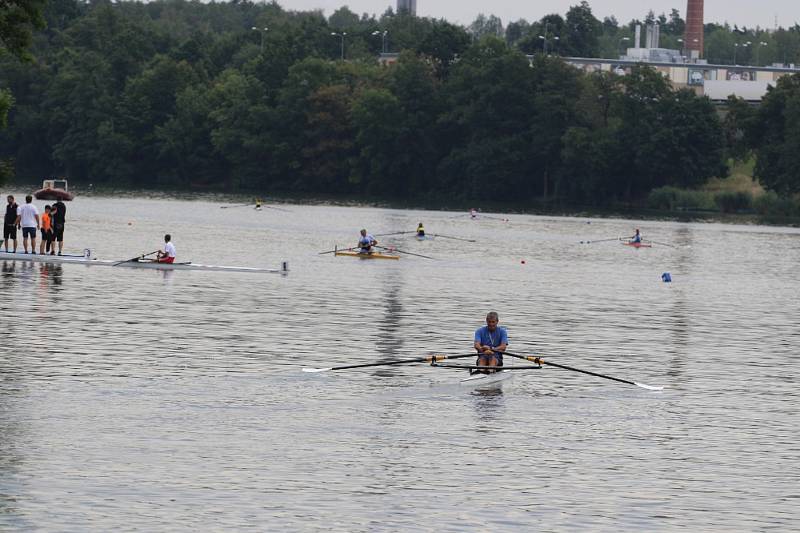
[473,311,508,373]
[358,229,377,254]
[629,229,642,243]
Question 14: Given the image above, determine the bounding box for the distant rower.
[358,229,377,254]
[473,311,508,374]
[629,229,642,243]
[416,223,425,237]
[470,208,478,219]
[156,234,176,263]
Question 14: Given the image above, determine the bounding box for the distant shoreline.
[6,181,799,229]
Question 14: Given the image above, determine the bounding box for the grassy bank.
[646,160,800,225]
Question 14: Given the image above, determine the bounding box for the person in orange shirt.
[39,205,54,255]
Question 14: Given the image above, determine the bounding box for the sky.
[277,0,800,30]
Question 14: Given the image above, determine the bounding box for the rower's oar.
[646,240,677,248]
[430,234,476,243]
[375,245,435,260]
[476,214,510,222]
[303,353,476,373]
[220,203,254,209]
[579,237,621,244]
[318,246,358,255]
[263,205,292,212]
[502,351,663,390]
[113,250,160,266]
[374,231,415,237]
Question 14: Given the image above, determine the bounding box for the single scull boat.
[334,250,400,260]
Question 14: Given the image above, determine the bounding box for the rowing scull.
[0,250,288,274]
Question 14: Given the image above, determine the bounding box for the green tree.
[528,55,582,198]
[564,1,601,57]
[351,88,404,194]
[0,0,46,60]
[665,8,685,36]
[438,37,538,198]
[750,74,800,194]
[300,84,356,192]
[722,95,755,162]
[415,20,470,79]
[1,0,47,184]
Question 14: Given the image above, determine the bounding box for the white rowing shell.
[459,371,513,387]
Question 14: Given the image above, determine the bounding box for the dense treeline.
[0,0,798,205]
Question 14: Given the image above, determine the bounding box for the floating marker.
[661,272,672,283]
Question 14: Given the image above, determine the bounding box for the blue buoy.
[661,272,672,283]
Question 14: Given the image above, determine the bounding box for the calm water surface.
[1,195,798,531]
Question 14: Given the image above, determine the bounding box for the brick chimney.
[684,0,704,59]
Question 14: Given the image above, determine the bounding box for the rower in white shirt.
[156,234,176,264]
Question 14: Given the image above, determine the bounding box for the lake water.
[1,195,798,531]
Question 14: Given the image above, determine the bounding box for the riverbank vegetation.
[1,0,799,222]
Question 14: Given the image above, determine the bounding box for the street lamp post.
[372,30,388,53]
[618,36,630,57]
[331,32,347,60]
[251,26,268,53]
[756,41,768,66]
[553,35,560,55]
[539,21,551,55]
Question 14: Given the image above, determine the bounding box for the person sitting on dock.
[357,229,377,254]
[629,229,642,243]
[156,234,176,263]
[416,223,425,237]
[39,205,54,255]
[473,311,508,374]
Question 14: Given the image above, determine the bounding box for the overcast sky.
[278,1,800,30]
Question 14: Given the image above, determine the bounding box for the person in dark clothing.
[3,195,19,252]
[51,198,67,255]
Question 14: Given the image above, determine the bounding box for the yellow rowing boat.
[335,250,400,260]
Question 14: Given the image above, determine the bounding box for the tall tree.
[0,0,47,183]
[750,74,800,194]
[564,1,601,57]
[415,20,470,79]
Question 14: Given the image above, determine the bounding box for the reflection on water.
[0,197,798,530]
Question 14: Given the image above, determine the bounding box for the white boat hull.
[0,251,287,274]
[459,371,513,387]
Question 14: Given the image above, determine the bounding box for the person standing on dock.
[3,195,19,253]
[357,229,377,254]
[51,198,67,255]
[39,205,54,255]
[473,312,508,373]
[156,234,176,263]
[15,195,39,254]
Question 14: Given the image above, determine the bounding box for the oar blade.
[302,367,332,373]
[634,382,664,391]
